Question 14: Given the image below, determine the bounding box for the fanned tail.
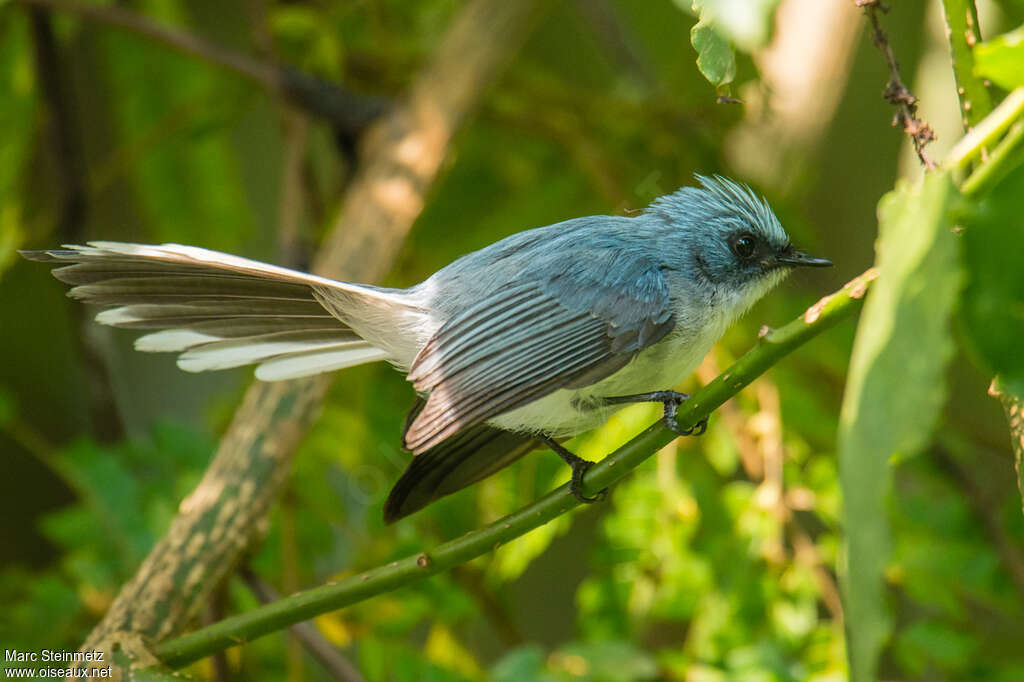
[21,242,413,380]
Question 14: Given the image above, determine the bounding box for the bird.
[22,175,831,522]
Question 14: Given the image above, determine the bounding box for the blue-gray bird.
[22,175,830,522]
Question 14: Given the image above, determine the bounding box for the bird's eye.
[730,234,757,260]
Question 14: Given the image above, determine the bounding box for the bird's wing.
[384,400,540,522]
[402,250,674,453]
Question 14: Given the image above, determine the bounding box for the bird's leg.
[540,435,607,504]
[600,390,708,436]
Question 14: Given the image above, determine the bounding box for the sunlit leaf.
[689,17,735,88]
[682,0,780,50]
[838,172,960,682]
[974,25,1024,90]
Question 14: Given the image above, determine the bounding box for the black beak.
[774,248,832,268]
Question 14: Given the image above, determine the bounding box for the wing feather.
[403,253,674,453]
[384,418,538,523]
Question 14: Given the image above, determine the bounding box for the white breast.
[487,306,731,438]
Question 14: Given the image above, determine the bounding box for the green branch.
[944,87,1024,173]
[154,268,878,670]
[940,0,993,130]
[961,121,1024,197]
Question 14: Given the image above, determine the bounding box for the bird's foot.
[601,390,708,437]
[541,435,607,504]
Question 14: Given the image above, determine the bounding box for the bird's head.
[646,175,831,308]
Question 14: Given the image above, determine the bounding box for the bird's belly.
[486,323,722,438]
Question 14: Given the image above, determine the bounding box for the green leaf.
[679,0,780,51]
[690,18,736,88]
[960,163,1024,387]
[838,172,961,682]
[974,24,1024,91]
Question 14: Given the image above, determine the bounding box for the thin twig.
[16,0,388,136]
[27,5,125,443]
[154,269,877,669]
[202,588,231,682]
[280,486,304,679]
[855,0,936,169]
[240,567,366,682]
[27,6,86,239]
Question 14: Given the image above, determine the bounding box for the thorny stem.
[940,0,993,130]
[945,88,1024,177]
[960,121,1024,197]
[855,0,937,168]
[153,269,877,669]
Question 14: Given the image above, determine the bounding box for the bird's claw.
[600,389,709,437]
[664,412,709,436]
[542,435,608,504]
[655,391,708,437]
[569,458,607,504]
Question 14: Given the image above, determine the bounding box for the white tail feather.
[178,338,371,373]
[29,241,411,381]
[135,330,221,352]
[85,241,412,306]
[255,345,391,381]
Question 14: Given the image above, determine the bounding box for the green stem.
[154,268,878,670]
[940,0,993,130]
[961,121,1024,197]
[944,87,1024,172]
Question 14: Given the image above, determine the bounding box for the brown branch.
[240,567,365,682]
[202,588,231,682]
[313,0,545,280]
[16,0,387,136]
[855,0,937,169]
[27,5,125,443]
[75,0,544,674]
[276,110,312,269]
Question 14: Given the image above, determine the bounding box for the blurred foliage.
[1,0,1024,681]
